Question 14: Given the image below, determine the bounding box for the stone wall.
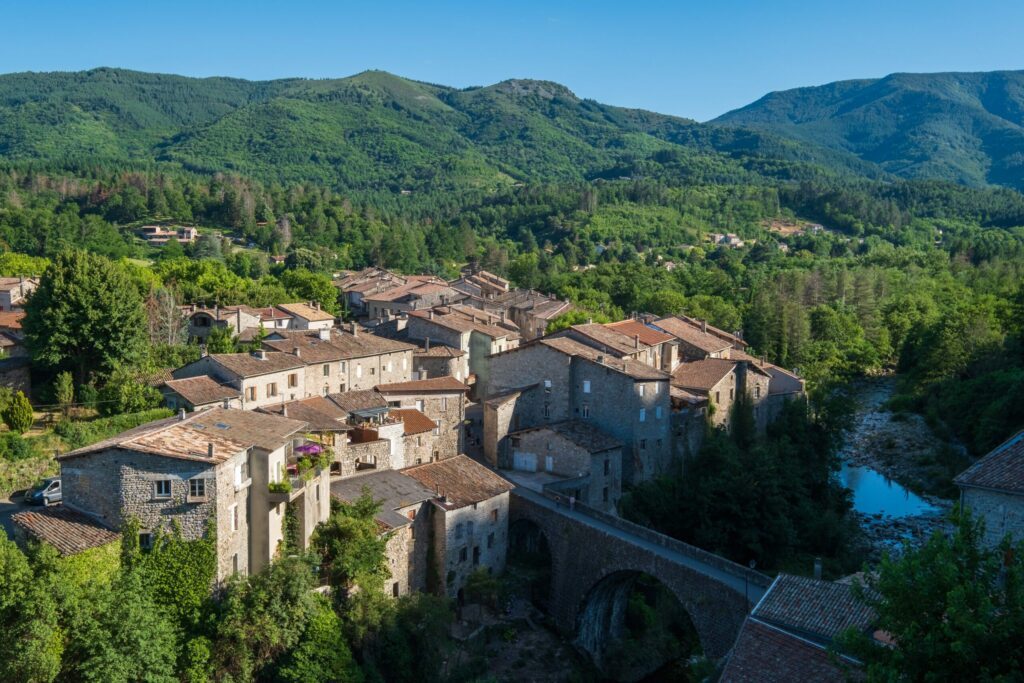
[342,439,393,477]
[963,487,1024,548]
[382,390,464,460]
[384,502,431,597]
[414,354,469,383]
[406,317,467,353]
[432,492,510,598]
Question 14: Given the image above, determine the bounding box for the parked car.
[26,478,61,506]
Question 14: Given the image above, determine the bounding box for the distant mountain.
[0,68,875,191]
[714,71,1024,190]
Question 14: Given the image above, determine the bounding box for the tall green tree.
[23,251,146,385]
[3,391,34,433]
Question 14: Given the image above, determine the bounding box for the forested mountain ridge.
[0,67,877,190]
[714,70,1024,190]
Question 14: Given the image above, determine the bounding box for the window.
[433,420,441,436]
[583,380,591,394]
[603,459,610,475]
[288,373,298,388]
[232,553,239,574]
[543,403,551,419]
[582,404,590,419]
[455,522,464,539]
[386,361,392,372]
[323,364,330,376]
[442,396,448,411]
[393,582,400,598]
[231,504,239,531]
[235,462,249,486]
[640,439,647,450]
[655,406,663,419]
[639,408,646,422]
[369,367,375,375]
[755,386,761,399]
[316,483,321,502]
[247,386,256,401]
[603,487,609,502]
[356,365,363,378]
[487,532,495,549]
[155,480,172,498]
[415,399,424,412]
[491,509,498,523]
[188,478,207,499]
[402,357,407,370]
[459,547,468,563]
[267,382,278,398]
[340,361,346,373]
[715,391,720,404]
[407,509,416,520]
[729,388,734,400]
[417,436,422,447]
[638,384,645,397]
[653,383,659,394]
[473,546,481,566]
[139,532,153,550]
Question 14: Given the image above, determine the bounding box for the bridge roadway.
[512,486,770,604]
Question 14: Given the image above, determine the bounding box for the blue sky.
[3,0,1022,121]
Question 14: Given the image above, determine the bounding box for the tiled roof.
[954,428,1024,494]
[163,376,240,407]
[511,420,621,453]
[275,302,336,322]
[753,574,876,643]
[654,316,732,354]
[329,330,416,357]
[409,309,519,340]
[414,344,464,358]
[404,455,513,509]
[264,328,415,360]
[0,277,37,292]
[210,351,305,378]
[60,407,306,462]
[719,618,858,683]
[605,319,674,347]
[529,299,573,320]
[331,470,436,530]
[676,313,745,346]
[12,507,120,556]
[376,377,470,394]
[560,323,642,356]
[390,408,437,436]
[259,396,351,431]
[327,389,388,414]
[538,337,669,381]
[672,358,737,391]
[0,310,25,329]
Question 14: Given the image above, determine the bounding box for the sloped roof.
[391,408,437,436]
[654,316,732,354]
[327,389,388,414]
[330,470,436,530]
[511,420,621,453]
[672,358,737,391]
[414,344,465,358]
[954,428,1024,494]
[210,351,305,378]
[0,310,25,329]
[719,618,858,683]
[605,319,674,347]
[559,323,641,356]
[403,455,513,509]
[376,377,470,394]
[275,302,336,322]
[12,507,120,556]
[60,407,306,463]
[753,574,876,643]
[259,396,351,432]
[163,376,240,407]
[0,277,37,292]
[538,336,669,381]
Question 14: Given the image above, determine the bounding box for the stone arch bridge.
[509,487,772,662]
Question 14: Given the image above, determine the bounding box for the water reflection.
[840,464,937,517]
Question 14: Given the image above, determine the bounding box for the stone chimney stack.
[813,557,822,580]
[425,337,431,352]
[634,334,640,350]
[319,328,331,341]
[350,321,359,337]
[429,310,435,321]
[701,319,707,334]
[179,408,186,421]
[293,347,301,358]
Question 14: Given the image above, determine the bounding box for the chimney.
[207,443,214,458]
[701,319,707,333]
[236,309,242,331]
[350,321,358,337]
[252,349,267,360]
[318,328,331,341]
[429,310,435,321]
[315,301,321,310]
[587,317,593,325]
[634,334,640,350]
[214,303,220,319]
[425,337,431,352]
[179,408,186,421]
[293,346,301,358]
[813,557,823,580]
[282,404,288,417]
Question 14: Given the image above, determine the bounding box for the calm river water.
[840,463,937,517]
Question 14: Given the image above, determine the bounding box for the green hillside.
[714,70,1024,189]
[0,68,872,190]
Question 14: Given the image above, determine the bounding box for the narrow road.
[513,487,770,603]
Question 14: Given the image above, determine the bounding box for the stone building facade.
[172,351,308,411]
[376,377,469,461]
[955,429,1024,549]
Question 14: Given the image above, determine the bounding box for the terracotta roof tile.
[0,310,25,329]
[720,618,859,682]
[510,420,621,453]
[538,337,669,381]
[671,358,737,391]
[12,507,120,556]
[210,351,305,378]
[327,389,388,414]
[605,319,675,347]
[753,574,876,642]
[654,316,732,354]
[275,302,336,322]
[390,408,437,436]
[259,396,351,431]
[403,455,513,508]
[376,377,470,394]
[163,376,240,407]
[955,428,1024,494]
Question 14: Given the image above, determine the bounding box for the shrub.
[2,391,34,434]
[97,367,162,416]
[54,408,173,450]
[0,432,40,461]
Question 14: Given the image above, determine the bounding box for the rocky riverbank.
[840,377,955,560]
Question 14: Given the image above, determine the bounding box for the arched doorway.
[575,571,700,682]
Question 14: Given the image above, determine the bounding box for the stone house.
[504,420,622,512]
[334,268,445,316]
[413,342,469,382]
[403,456,514,599]
[172,350,308,411]
[391,408,445,466]
[161,376,242,412]
[184,304,262,343]
[376,377,469,461]
[549,321,677,372]
[482,336,672,485]
[0,276,38,311]
[652,315,734,363]
[57,408,327,581]
[506,293,573,340]
[263,326,415,396]
[275,302,335,331]
[363,280,464,322]
[450,268,510,301]
[0,310,27,358]
[954,429,1024,548]
[405,309,520,390]
[258,395,352,472]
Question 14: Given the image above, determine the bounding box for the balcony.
[268,441,330,503]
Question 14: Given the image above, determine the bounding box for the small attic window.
[215,423,230,430]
